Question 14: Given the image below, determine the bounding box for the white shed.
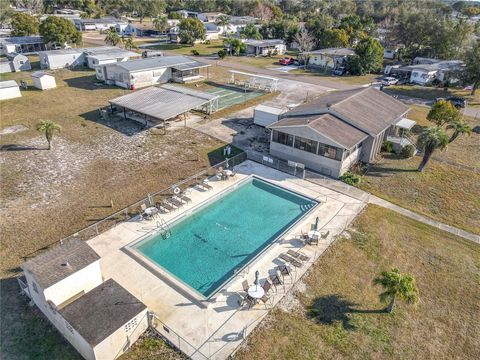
[254,104,284,127]
[32,71,57,90]
[0,80,21,100]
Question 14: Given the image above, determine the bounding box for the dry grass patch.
[234,205,480,360]
[384,85,480,105]
[359,156,480,234]
[290,68,379,86]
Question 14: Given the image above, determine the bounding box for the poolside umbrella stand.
[254,270,260,290]
[147,193,153,207]
[314,216,319,231]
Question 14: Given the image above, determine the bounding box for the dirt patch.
[0,125,28,136]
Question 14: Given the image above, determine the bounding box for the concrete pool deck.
[87,161,365,359]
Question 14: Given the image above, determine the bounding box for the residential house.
[387,59,464,85]
[0,80,22,100]
[0,52,31,73]
[0,36,46,55]
[95,55,210,89]
[267,87,412,178]
[38,47,139,70]
[32,71,57,90]
[73,18,127,31]
[304,48,354,70]
[244,39,286,56]
[19,240,148,360]
[225,16,258,35]
[204,22,222,41]
[178,10,199,19]
[198,12,225,22]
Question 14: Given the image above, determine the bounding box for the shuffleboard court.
[205,84,265,110]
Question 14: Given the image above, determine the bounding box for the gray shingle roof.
[286,87,409,136]
[244,39,284,47]
[0,36,44,45]
[22,239,100,289]
[270,113,368,149]
[60,279,147,346]
[305,48,355,56]
[114,56,209,72]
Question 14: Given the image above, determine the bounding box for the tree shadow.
[308,294,386,330]
[0,144,45,151]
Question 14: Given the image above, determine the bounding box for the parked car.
[332,67,347,76]
[435,96,467,109]
[279,57,295,65]
[381,77,399,86]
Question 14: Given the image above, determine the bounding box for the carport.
[108,85,219,130]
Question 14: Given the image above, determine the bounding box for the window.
[318,143,342,161]
[124,317,138,333]
[272,130,294,147]
[294,136,318,154]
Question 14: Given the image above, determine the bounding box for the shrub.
[382,140,393,153]
[400,144,416,158]
[191,49,200,56]
[340,172,361,185]
[218,49,227,59]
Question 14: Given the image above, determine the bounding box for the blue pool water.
[135,177,317,297]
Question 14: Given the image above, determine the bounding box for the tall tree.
[224,37,245,56]
[36,121,62,150]
[294,28,314,67]
[352,36,384,74]
[123,36,138,51]
[178,18,206,45]
[11,13,39,36]
[104,27,122,46]
[463,43,480,95]
[241,23,262,40]
[416,127,449,172]
[322,28,349,48]
[153,15,169,33]
[427,100,461,126]
[131,0,165,23]
[373,268,419,313]
[39,16,81,46]
[447,121,472,143]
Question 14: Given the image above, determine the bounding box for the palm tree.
[105,27,121,46]
[216,14,231,35]
[416,126,449,172]
[123,36,138,51]
[373,268,419,313]
[153,15,169,33]
[36,121,62,150]
[446,120,472,143]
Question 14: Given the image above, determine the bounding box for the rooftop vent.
[60,261,71,267]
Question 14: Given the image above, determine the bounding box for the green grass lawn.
[290,68,380,86]
[234,204,480,360]
[148,40,224,56]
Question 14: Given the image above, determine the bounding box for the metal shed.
[0,80,21,101]
[108,85,219,129]
[254,104,285,127]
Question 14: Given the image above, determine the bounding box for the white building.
[304,48,355,70]
[0,52,31,73]
[38,47,139,70]
[0,36,47,55]
[32,71,57,90]
[254,104,285,127]
[96,55,210,89]
[74,18,127,31]
[0,80,22,100]
[20,240,148,360]
[243,39,286,56]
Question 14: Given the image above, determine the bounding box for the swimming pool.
[133,177,318,298]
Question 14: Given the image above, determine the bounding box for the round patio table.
[248,285,265,300]
[308,230,320,238]
[144,207,157,216]
[224,170,233,176]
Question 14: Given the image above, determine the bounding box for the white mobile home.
[32,71,57,90]
[20,240,148,360]
[304,48,355,70]
[39,48,84,70]
[0,80,22,100]
[96,55,210,89]
[244,39,286,56]
[74,18,127,31]
[0,36,47,55]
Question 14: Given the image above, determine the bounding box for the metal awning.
[171,61,211,71]
[395,117,416,130]
[109,85,219,121]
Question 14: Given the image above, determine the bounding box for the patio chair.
[321,231,330,239]
[269,273,283,292]
[237,293,255,308]
[287,249,310,262]
[163,199,178,211]
[169,197,184,208]
[178,192,192,203]
[277,266,292,283]
[279,253,302,268]
[306,234,319,246]
[242,280,249,293]
[202,181,213,191]
[300,230,310,242]
[262,279,272,294]
[259,293,272,308]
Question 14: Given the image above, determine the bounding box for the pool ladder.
[157,219,171,239]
